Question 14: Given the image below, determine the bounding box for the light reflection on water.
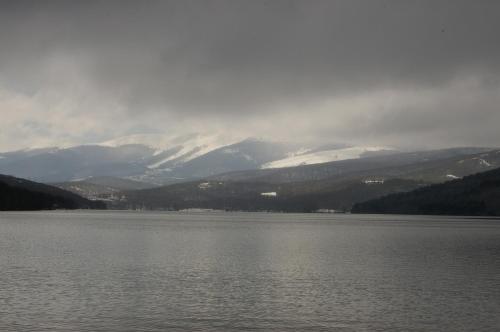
[1,211,499,331]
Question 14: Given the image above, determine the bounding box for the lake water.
[0,211,499,331]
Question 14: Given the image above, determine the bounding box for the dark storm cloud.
[0,0,499,149]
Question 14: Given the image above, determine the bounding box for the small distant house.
[198,182,211,189]
[363,179,385,184]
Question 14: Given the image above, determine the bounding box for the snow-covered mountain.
[98,133,241,169]
[0,133,392,184]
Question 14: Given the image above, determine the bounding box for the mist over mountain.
[0,134,391,184]
[1,1,500,151]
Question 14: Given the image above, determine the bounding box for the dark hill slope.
[0,174,105,211]
[351,168,500,216]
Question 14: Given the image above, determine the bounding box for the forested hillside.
[352,168,500,216]
[0,175,105,211]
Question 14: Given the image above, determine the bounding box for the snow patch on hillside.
[98,132,244,169]
[261,146,389,169]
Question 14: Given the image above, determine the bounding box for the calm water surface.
[0,211,499,331]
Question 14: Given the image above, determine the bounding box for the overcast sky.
[0,0,499,151]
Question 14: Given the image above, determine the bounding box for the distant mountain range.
[1,133,498,215]
[0,174,105,211]
[0,134,393,184]
[352,166,500,216]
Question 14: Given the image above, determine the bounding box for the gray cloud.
[0,0,499,150]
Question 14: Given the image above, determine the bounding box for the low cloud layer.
[1,0,499,151]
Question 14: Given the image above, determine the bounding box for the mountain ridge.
[0,136,392,184]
